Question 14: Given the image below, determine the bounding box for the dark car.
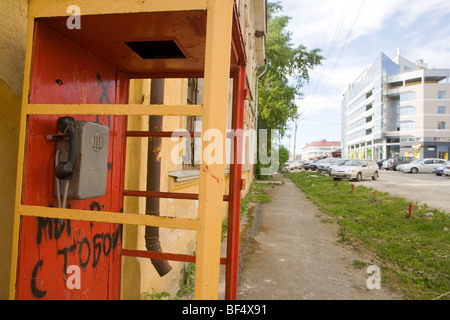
[302,160,311,170]
[308,160,319,171]
[386,157,415,171]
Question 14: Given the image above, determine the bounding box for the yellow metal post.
[9,11,36,300]
[194,0,234,300]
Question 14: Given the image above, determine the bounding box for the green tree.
[278,145,290,172]
[258,1,324,135]
[256,1,323,178]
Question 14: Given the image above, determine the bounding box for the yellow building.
[0,0,266,300]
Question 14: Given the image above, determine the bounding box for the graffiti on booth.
[30,202,122,298]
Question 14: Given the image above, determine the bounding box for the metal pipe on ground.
[145,78,172,277]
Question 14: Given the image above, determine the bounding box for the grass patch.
[222,182,272,241]
[285,171,450,300]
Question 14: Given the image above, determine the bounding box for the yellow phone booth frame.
[10,0,236,300]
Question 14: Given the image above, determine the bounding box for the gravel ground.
[357,170,450,214]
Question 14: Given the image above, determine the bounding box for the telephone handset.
[49,116,110,205]
[55,116,78,180]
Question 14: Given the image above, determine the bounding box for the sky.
[278,0,450,157]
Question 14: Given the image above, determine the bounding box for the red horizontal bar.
[121,248,227,265]
[126,131,200,138]
[124,190,198,200]
[123,190,230,202]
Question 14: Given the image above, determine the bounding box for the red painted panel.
[16,21,126,300]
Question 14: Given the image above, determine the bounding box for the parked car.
[444,166,450,176]
[386,157,415,171]
[317,158,339,173]
[432,161,450,176]
[327,158,348,174]
[330,159,379,181]
[308,160,320,171]
[398,158,446,173]
[381,159,390,170]
[302,160,311,170]
[288,160,303,171]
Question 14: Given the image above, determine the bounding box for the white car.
[444,166,450,176]
[330,159,379,181]
[398,158,446,173]
[317,158,339,173]
[327,158,348,174]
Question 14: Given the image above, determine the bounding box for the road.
[357,170,450,214]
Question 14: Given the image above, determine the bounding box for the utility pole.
[293,115,299,160]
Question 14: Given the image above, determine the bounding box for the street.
[357,170,450,214]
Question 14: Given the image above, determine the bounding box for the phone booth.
[10,0,246,300]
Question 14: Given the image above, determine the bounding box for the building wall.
[301,142,341,160]
[0,0,28,300]
[121,78,256,299]
[343,52,450,161]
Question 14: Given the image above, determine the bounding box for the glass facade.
[341,53,400,157]
[342,53,450,160]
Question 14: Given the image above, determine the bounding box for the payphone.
[49,116,109,205]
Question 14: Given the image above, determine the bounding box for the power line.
[302,0,337,101]
[301,0,351,119]
[302,0,366,121]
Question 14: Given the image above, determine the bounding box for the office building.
[342,52,450,161]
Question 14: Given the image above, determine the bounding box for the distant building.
[301,140,341,160]
[342,52,450,161]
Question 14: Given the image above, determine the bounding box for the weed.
[143,288,173,300]
[177,258,196,298]
[352,260,369,270]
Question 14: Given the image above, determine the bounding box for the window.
[438,91,447,99]
[438,106,446,114]
[438,121,446,130]
[400,121,416,131]
[400,106,416,116]
[400,91,416,102]
[183,78,202,169]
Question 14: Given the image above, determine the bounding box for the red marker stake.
[409,204,414,218]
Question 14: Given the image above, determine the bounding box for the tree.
[258,1,324,136]
[278,145,290,172]
[256,1,324,178]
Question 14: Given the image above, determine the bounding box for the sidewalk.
[235,174,403,300]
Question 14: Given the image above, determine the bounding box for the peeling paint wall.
[0,0,28,300]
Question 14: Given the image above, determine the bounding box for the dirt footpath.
[236,174,403,300]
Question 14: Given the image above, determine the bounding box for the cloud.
[279,0,450,151]
[283,0,450,53]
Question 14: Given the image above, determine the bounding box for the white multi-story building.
[301,140,341,160]
[342,52,450,160]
